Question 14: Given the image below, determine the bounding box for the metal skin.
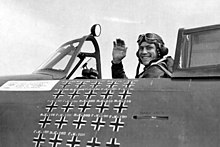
[0,79,219,147]
[1,24,220,147]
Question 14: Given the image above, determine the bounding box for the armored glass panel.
[190,30,220,67]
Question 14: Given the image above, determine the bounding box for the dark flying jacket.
[111,56,173,79]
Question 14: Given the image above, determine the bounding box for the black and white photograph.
[0,0,220,146]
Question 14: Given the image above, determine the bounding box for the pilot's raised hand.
[112,38,127,64]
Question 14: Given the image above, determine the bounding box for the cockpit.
[34,24,220,80]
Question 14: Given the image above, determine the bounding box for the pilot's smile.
[138,42,157,65]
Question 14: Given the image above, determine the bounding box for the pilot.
[111,33,174,78]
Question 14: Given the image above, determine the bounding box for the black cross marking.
[33,133,46,147]
[118,90,131,99]
[68,89,80,99]
[107,81,118,88]
[100,90,113,99]
[86,137,101,147]
[91,117,106,131]
[61,81,71,88]
[90,81,101,88]
[84,90,97,99]
[53,90,65,99]
[49,134,63,147]
[113,102,128,113]
[78,102,91,112]
[75,81,86,89]
[66,136,81,147]
[96,101,109,113]
[109,118,124,132]
[123,80,134,88]
[39,116,52,128]
[72,116,87,129]
[106,138,120,147]
[55,116,68,129]
[61,101,74,112]
[46,101,58,112]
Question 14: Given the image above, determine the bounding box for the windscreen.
[36,44,78,72]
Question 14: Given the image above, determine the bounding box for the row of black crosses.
[39,115,125,132]
[46,98,129,114]
[60,81,135,89]
[53,88,132,100]
[54,81,134,110]
[33,133,120,147]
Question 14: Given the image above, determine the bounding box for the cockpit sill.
[172,65,220,78]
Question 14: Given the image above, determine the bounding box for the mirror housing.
[90,24,101,37]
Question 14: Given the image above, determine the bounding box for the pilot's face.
[138,42,157,66]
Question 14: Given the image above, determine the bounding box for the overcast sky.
[0,0,220,78]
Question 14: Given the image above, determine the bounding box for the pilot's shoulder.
[151,57,174,77]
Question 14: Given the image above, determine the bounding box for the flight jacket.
[111,56,173,79]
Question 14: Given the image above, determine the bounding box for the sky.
[0,0,220,78]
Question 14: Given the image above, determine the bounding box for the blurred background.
[0,0,220,78]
